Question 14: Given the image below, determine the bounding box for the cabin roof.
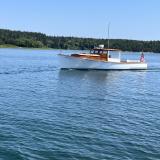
[93,48,121,51]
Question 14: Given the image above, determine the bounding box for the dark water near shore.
[0,48,160,160]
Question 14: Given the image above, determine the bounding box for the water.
[0,48,160,160]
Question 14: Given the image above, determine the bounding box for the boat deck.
[70,54,143,64]
[71,53,109,61]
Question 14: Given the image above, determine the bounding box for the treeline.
[0,29,160,52]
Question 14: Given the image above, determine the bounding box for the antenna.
[107,22,110,49]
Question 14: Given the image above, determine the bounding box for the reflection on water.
[57,69,149,103]
[58,69,123,84]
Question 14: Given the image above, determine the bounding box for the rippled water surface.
[0,48,160,160]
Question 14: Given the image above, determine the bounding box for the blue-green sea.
[0,48,160,160]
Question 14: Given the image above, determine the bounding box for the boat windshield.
[90,49,108,54]
[90,48,120,55]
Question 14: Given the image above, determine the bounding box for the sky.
[0,0,160,40]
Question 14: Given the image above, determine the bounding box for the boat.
[58,45,147,70]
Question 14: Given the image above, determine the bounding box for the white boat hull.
[58,55,147,70]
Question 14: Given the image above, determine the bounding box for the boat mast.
[107,22,110,56]
[107,23,110,49]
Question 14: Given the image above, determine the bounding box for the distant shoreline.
[0,44,18,48]
[0,44,53,50]
[0,28,160,53]
[0,44,157,53]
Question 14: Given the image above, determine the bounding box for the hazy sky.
[0,0,160,40]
